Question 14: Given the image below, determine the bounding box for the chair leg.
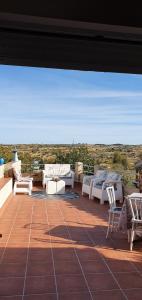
[106,212,112,238]
[100,199,104,205]
[130,227,135,251]
[127,229,130,243]
[111,213,115,232]
[29,182,33,190]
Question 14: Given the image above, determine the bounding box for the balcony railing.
[20,162,136,186]
[83,164,94,175]
[21,163,75,174]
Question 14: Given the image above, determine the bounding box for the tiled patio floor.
[0,183,142,300]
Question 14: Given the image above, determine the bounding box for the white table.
[46,180,65,195]
[119,192,142,238]
[129,193,142,198]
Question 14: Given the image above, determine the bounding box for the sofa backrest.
[44,164,71,176]
[95,170,108,180]
[106,172,121,181]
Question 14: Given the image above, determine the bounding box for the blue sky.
[0,65,142,144]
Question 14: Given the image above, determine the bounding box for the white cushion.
[95,170,108,180]
[13,168,22,181]
[106,172,121,181]
[44,164,71,176]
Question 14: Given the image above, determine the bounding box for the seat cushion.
[92,170,108,188]
[113,207,122,212]
[103,182,117,190]
[94,182,104,189]
[60,171,72,178]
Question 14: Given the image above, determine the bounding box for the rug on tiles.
[30,190,80,200]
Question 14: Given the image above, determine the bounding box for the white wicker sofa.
[82,170,108,199]
[82,170,123,205]
[91,171,123,205]
[42,164,74,188]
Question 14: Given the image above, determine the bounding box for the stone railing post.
[75,162,83,182]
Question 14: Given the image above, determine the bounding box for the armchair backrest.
[106,172,121,182]
[95,170,108,180]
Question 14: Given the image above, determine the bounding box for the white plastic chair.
[106,186,122,238]
[128,197,142,251]
[12,167,33,195]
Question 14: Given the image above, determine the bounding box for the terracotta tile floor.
[0,183,142,300]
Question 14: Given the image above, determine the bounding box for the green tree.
[56,145,95,167]
[112,151,122,164]
[112,151,129,170]
[121,156,129,170]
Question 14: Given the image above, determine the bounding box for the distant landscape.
[0,143,142,186]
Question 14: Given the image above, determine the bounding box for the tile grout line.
[45,201,59,300]
[22,198,35,300]
[77,200,129,300]
[0,269,141,280]
[88,204,142,279]
[57,197,142,297]
[2,286,142,299]
[57,201,93,300]
[85,230,129,300]
[0,196,24,264]
[66,199,129,299]
[93,210,142,277]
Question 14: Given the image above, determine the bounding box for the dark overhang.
[0,1,142,73]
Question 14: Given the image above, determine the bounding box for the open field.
[0,143,141,186]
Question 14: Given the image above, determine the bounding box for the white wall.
[0,165,4,179]
[0,178,12,208]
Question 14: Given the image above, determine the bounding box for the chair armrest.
[70,170,75,177]
[83,175,94,184]
[18,177,33,182]
[15,181,31,185]
[105,180,121,184]
[102,180,122,190]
